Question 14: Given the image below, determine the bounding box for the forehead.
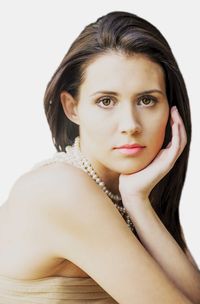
[80,52,166,95]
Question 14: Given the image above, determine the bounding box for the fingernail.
[172,106,178,112]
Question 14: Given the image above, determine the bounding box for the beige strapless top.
[0,275,118,303]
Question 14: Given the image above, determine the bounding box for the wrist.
[122,192,149,205]
[123,195,152,214]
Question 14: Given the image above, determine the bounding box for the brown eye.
[138,95,157,107]
[101,97,111,106]
[142,97,151,105]
[96,96,115,108]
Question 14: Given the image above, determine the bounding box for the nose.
[119,103,142,135]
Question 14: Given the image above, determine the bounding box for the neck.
[69,137,135,232]
[97,167,121,196]
[75,136,121,199]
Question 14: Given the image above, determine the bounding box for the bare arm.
[39,164,194,304]
[124,197,200,304]
[181,228,199,269]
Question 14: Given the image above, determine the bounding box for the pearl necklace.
[64,137,135,233]
[32,136,135,233]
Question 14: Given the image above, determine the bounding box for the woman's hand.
[119,106,187,205]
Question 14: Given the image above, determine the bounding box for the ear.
[60,91,80,125]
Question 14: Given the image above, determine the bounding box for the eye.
[138,95,158,107]
[95,96,115,108]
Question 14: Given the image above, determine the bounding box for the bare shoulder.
[7,161,83,209]
[6,162,192,303]
[6,160,105,233]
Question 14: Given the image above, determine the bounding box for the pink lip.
[114,144,145,149]
[116,147,145,155]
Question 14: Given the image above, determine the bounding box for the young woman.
[0,10,199,304]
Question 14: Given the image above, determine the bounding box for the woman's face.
[71,52,169,177]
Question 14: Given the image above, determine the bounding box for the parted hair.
[43,11,192,252]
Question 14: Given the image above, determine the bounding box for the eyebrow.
[90,89,165,97]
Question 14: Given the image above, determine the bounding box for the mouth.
[114,146,146,155]
[114,143,146,149]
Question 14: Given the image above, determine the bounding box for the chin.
[121,168,143,175]
[115,158,154,175]
[112,165,144,175]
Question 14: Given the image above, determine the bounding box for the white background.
[0,1,199,266]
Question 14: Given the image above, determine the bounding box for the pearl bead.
[31,136,135,233]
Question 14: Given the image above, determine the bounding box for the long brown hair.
[43,11,192,252]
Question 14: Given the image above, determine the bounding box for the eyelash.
[95,95,158,109]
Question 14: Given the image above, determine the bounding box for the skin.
[61,51,170,196]
[119,105,187,205]
[60,54,200,302]
[0,51,198,303]
[61,51,200,302]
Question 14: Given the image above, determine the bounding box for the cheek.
[78,107,97,130]
[156,120,167,140]
[78,107,111,141]
[150,113,169,150]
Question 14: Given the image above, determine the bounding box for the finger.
[170,108,181,158]
[176,109,187,150]
[171,107,187,156]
